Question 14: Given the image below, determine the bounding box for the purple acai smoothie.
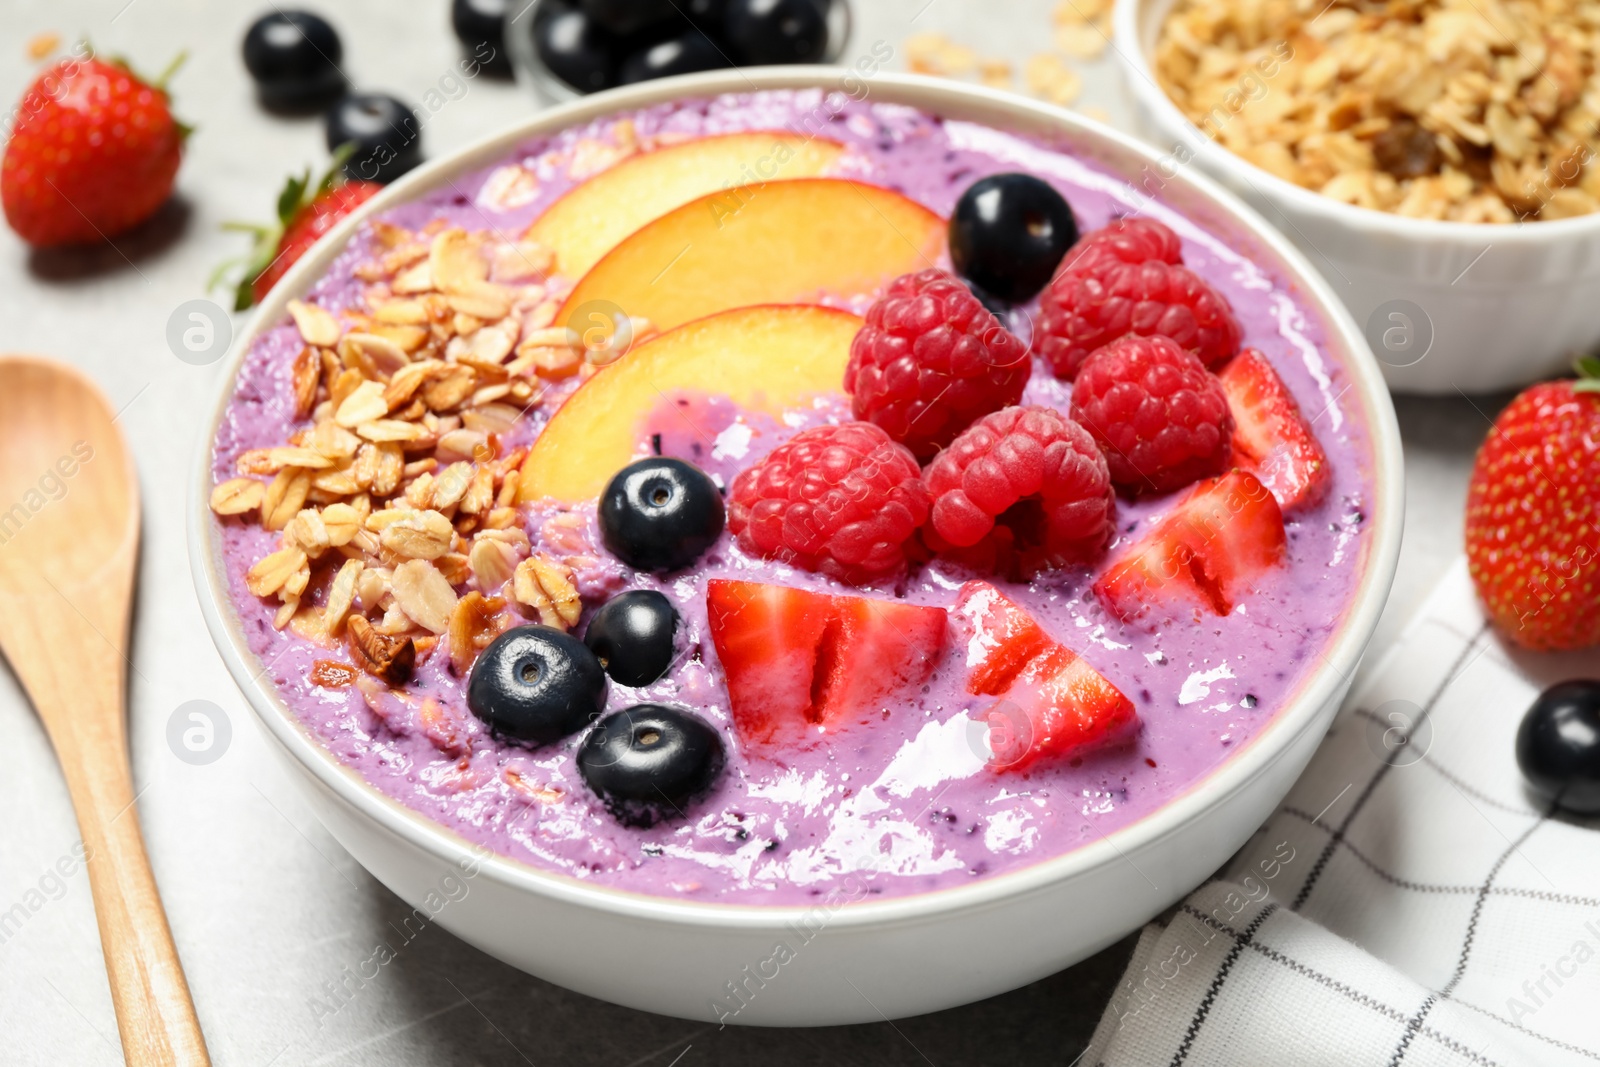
[210,90,1374,905]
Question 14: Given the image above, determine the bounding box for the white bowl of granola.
[1116,0,1600,393]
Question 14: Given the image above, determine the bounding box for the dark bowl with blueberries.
[506,0,852,102]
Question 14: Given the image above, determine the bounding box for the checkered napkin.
[1083,560,1600,1067]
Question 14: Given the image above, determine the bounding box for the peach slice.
[518,304,863,504]
[557,178,945,335]
[525,132,846,280]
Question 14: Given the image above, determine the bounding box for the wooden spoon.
[0,356,209,1065]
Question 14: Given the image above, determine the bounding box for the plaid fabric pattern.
[1084,560,1600,1067]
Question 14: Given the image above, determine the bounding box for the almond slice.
[324,558,363,635]
[512,554,580,629]
[357,419,428,444]
[335,380,389,427]
[379,509,455,560]
[246,545,308,597]
[287,299,341,347]
[391,559,458,634]
[211,478,265,515]
[341,332,409,376]
[469,537,518,592]
[392,260,434,294]
[430,228,488,293]
[291,346,321,418]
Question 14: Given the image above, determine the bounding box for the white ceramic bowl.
[190,68,1403,1025]
[1115,0,1600,395]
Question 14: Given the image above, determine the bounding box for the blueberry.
[325,92,423,184]
[582,0,677,33]
[949,173,1079,304]
[533,1,621,93]
[618,30,730,83]
[241,10,345,112]
[1516,680,1600,814]
[578,704,725,825]
[683,0,730,34]
[466,626,607,746]
[452,0,514,77]
[598,458,725,572]
[585,590,679,687]
[722,0,830,64]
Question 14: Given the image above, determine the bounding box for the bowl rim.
[1112,0,1600,244]
[189,66,1404,931]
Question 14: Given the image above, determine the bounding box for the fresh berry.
[451,0,515,77]
[951,580,1053,696]
[1217,348,1329,512]
[467,626,607,745]
[534,1,621,92]
[579,704,725,825]
[583,0,675,33]
[924,406,1114,571]
[326,92,423,184]
[1094,470,1286,623]
[584,590,679,687]
[727,422,929,585]
[599,457,726,573]
[723,0,831,65]
[1071,334,1234,495]
[618,30,730,83]
[1465,375,1600,650]
[706,579,947,746]
[1036,222,1240,380]
[227,160,382,309]
[845,269,1030,460]
[242,10,345,111]
[2,53,186,248]
[949,173,1078,304]
[953,581,1136,770]
[1516,681,1600,814]
[1058,216,1182,275]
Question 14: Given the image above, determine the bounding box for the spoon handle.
[45,671,211,1066]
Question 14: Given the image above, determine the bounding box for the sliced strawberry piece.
[705,579,948,747]
[952,580,1137,769]
[1217,349,1330,512]
[952,580,1053,695]
[1094,470,1286,622]
[812,595,947,728]
[985,645,1137,771]
[706,579,834,745]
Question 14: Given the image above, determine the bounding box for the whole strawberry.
[1466,369,1600,650]
[2,51,187,247]
[223,157,381,309]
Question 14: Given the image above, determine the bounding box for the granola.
[1156,0,1600,221]
[211,223,603,680]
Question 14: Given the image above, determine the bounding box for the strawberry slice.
[705,579,947,747]
[705,579,834,745]
[814,594,948,727]
[953,581,1137,770]
[1093,470,1286,622]
[986,646,1137,771]
[1218,349,1329,512]
[952,580,1053,695]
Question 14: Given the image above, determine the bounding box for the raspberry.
[728,422,930,585]
[1070,334,1234,495]
[924,406,1114,570]
[1035,221,1240,380]
[1060,217,1183,275]
[845,268,1031,461]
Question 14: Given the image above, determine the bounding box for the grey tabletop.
[0,1,1501,1063]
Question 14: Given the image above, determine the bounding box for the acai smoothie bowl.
[191,69,1402,1024]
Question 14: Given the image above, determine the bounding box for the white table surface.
[0,1,1496,1062]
